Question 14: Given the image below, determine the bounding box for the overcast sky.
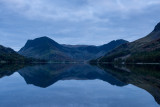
[0,0,160,51]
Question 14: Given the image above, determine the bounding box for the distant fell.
[19,37,128,61]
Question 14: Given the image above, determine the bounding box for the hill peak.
[31,36,53,42]
[103,39,128,46]
[35,36,50,39]
[153,22,160,32]
[26,36,59,45]
[19,36,62,52]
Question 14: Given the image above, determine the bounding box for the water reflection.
[97,64,160,105]
[0,63,160,106]
[0,64,27,78]
[18,64,126,88]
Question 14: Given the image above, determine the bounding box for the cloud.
[0,0,94,21]
[1,0,160,22]
[0,0,160,51]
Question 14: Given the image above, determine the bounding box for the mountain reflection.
[18,64,126,88]
[0,63,160,105]
[0,64,27,78]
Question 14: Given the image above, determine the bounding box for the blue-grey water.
[0,64,159,107]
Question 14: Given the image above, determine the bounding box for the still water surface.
[0,64,159,107]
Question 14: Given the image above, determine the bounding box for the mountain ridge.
[19,37,128,61]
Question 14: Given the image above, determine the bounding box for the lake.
[0,63,160,107]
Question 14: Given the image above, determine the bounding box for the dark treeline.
[0,54,46,64]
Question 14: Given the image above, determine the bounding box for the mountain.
[18,36,128,61]
[0,45,26,63]
[0,45,45,63]
[94,22,160,63]
[19,36,71,61]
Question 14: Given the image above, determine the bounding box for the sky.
[0,0,160,51]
